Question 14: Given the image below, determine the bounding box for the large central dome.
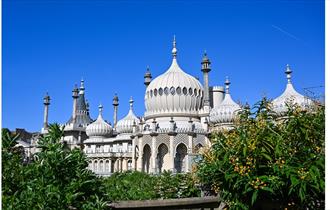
[144,38,203,119]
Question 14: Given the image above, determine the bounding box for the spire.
[172,35,177,58]
[225,76,231,94]
[79,78,85,94]
[98,104,103,117]
[144,65,152,87]
[285,64,292,84]
[129,96,134,110]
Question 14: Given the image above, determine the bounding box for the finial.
[225,76,230,94]
[113,93,119,106]
[43,92,51,105]
[98,104,103,116]
[80,78,85,90]
[201,50,211,72]
[172,35,177,58]
[285,64,292,84]
[129,96,134,110]
[72,84,79,98]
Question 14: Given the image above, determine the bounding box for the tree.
[2,124,107,210]
[196,99,325,209]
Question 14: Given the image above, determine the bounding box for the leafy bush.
[104,170,200,201]
[2,124,107,210]
[196,99,325,209]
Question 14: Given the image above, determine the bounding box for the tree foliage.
[2,124,107,210]
[196,99,325,209]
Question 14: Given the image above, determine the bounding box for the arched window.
[154,88,157,96]
[159,88,163,96]
[176,87,181,95]
[194,89,197,96]
[105,160,110,172]
[164,87,169,95]
[157,144,169,173]
[142,145,151,173]
[150,90,153,98]
[174,143,188,173]
[183,87,187,95]
[189,88,193,96]
[170,87,175,95]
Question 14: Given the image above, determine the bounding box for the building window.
[164,87,169,95]
[194,89,197,96]
[176,87,181,95]
[154,88,157,96]
[150,90,153,98]
[159,88,163,96]
[189,88,193,95]
[183,87,187,95]
[170,87,175,95]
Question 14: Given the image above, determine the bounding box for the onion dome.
[272,64,312,115]
[116,97,139,134]
[86,104,112,137]
[145,37,203,119]
[210,77,241,124]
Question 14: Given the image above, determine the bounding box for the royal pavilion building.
[39,38,314,176]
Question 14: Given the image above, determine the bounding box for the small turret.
[144,66,152,87]
[113,93,119,127]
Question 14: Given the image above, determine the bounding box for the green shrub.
[196,99,325,209]
[2,124,107,210]
[103,170,200,201]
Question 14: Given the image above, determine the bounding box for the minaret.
[43,92,51,130]
[144,66,152,87]
[113,94,119,127]
[72,84,79,124]
[201,51,211,107]
[285,64,292,84]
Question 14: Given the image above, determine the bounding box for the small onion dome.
[116,97,139,134]
[144,37,203,119]
[272,64,312,115]
[86,104,112,137]
[210,77,240,124]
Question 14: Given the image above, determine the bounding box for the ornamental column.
[201,51,211,111]
[168,117,177,173]
[150,119,158,173]
[43,92,51,131]
[113,94,119,128]
[72,85,79,124]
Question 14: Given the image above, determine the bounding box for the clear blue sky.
[3,0,324,132]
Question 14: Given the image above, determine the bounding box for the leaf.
[251,190,258,205]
